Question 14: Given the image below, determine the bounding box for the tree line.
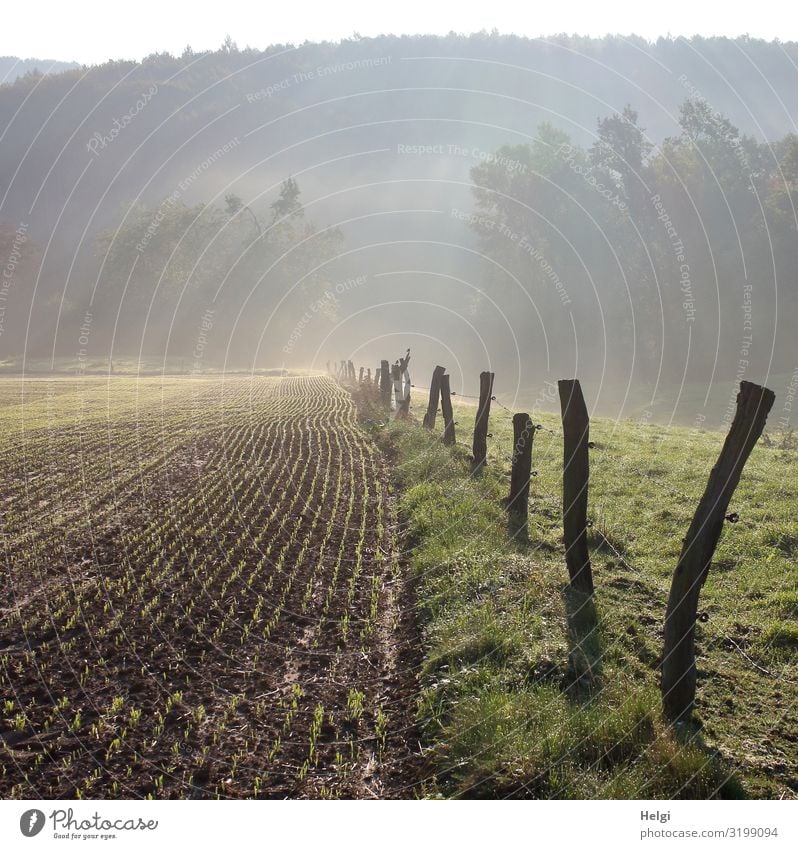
[469,101,798,383]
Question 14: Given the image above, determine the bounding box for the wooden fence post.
[400,374,411,416]
[472,371,495,471]
[366,367,371,385]
[358,366,364,383]
[423,366,446,429]
[391,363,403,413]
[398,351,412,417]
[508,412,534,540]
[379,360,391,407]
[440,374,456,445]
[661,381,774,724]
[558,379,594,595]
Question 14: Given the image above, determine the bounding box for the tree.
[270,178,302,221]
[225,194,262,239]
[590,105,653,211]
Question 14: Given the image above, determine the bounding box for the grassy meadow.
[371,391,797,798]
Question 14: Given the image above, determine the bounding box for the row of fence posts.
[330,356,775,728]
[328,355,413,416]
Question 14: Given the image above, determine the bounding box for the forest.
[0,34,795,392]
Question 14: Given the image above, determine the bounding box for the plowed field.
[0,376,420,799]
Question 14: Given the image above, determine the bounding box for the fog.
[2,33,797,425]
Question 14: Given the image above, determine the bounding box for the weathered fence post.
[391,362,403,413]
[366,367,371,385]
[358,366,364,383]
[379,360,391,407]
[397,350,412,417]
[508,412,534,541]
[559,379,594,595]
[661,381,774,724]
[440,374,456,445]
[472,371,495,471]
[400,373,411,417]
[423,366,446,429]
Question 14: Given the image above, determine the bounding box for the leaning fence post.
[508,412,534,541]
[661,381,774,724]
[423,366,446,429]
[440,374,456,445]
[380,360,391,407]
[559,379,594,595]
[472,371,495,471]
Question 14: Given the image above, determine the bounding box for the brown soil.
[0,376,425,799]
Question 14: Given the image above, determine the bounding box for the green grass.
[371,394,797,799]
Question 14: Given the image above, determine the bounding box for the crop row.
[0,376,416,798]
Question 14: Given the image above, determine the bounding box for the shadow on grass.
[668,720,749,799]
[562,585,603,701]
[507,512,528,544]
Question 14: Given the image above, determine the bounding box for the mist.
[2,33,797,425]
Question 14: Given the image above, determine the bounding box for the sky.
[3,0,798,64]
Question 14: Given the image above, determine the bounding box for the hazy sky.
[3,0,796,64]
